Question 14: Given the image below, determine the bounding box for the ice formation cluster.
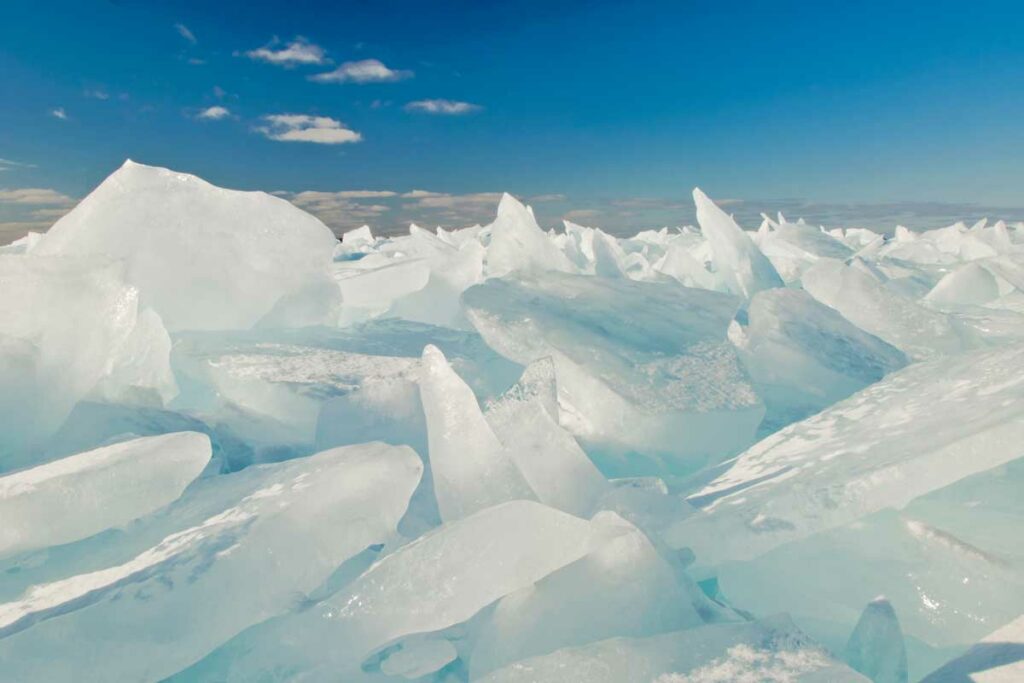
[1,161,1022,682]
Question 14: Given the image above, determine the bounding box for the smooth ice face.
[740,288,907,431]
[924,262,1002,307]
[0,432,210,558]
[668,344,1024,567]
[469,512,708,678]
[693,187,783,298]
[34,161,339,331]
[0,255,176,458]
[0,443,422,683]
[484,359,609,517]
[477,617,868,683]
[844,598,909,683]
[419,344,535,521]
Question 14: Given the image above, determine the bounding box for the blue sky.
[2,0,1024,240]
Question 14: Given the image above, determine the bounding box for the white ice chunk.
[484,193,574,278]
[0,255,176,458]
[0,442,422,683]
[924,262,1002,307]
[34,161,339,331]
[0,432,210,558]
[419,344,535,520]
[668,344,1024,566]
[693,187,783,298]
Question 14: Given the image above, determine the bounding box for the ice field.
[1,160,1023,681]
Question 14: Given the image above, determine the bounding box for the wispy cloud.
[405,99,481,115]
[310,59,412,84]
[195,105,232,121]
[174,23,196,44]
[0,188,76,205]
[84,88,109,100]
[50,108,68,120]
[255,114,362,144]
[0,158,35,172]
[245,37,327,66]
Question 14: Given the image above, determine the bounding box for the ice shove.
[0,432,210,558]
[924,262,1003,307]
[0,442,422,683]
[667,344,1024,566]
[693,187,784,298]
[738,288,907,432]
[419,344,535,520]
[477,616,868,683]
[469,512,710,678]
[0,255,176,460]
[34,160,339,331]
[463,272,763,472]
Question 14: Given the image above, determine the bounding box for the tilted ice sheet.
[0,442,422,683]
[668,344,1024,566]
[34,160,339,331]
[0,432,210,558]
[921,614,1024,682]
[188,500,619,680]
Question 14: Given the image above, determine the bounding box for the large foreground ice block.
[419,344,535,520]
[463,273,763,472]
[199,501,620,679]
[667,344,1024,566]
[0,432,210,558]
[739,288,907,431]
[693,187,783,298]
[478,617,868,683]
[844,598,909,683]
[801,258,965,359]
[470,512,707,677]
[0,255,176,458]
[34,160,339,331]
[0,443,422,683]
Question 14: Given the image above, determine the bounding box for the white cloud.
[401,189,445,198]
[255,114,362,145]
[405,191,503,210]
[309,59,412,84]
[245,37,327,66]
[404,99,481,115]
[51,108,68,120]
[174,23,196,44]
[530,193,567,202]
[0,188,76,205]
[84,89,109,100]
[196,105,231,121]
